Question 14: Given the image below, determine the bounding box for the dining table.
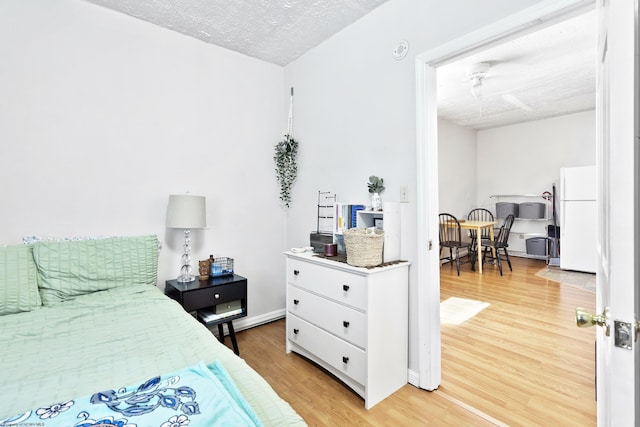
[458,220,498,274]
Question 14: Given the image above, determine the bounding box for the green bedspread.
[0,285,305,426]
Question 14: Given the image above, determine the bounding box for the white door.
[588,0,638,424]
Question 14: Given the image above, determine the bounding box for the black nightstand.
[165,274,247,355]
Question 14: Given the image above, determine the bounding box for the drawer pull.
[342,356,349,364]
[343,284,350,292]
[293,328,299,334]
[293,270,300,276]
[293,299,299,305]
[214,293,220,299]
[343,321,350,328]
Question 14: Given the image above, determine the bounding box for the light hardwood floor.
[226,257,597,426]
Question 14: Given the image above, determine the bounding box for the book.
[350,205,365,228]
[198,307,244,324]
[334,203,366,233]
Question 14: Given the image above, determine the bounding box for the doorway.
[414,0,596,402]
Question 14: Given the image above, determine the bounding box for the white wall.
[477,110,596,203]
[477,110,596,253]
[0,0,287,323]
[0,0,560,383]
[283,0,545,378]
[436,112,594,255]
[438,118,478,218]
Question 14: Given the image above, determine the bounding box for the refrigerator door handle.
[561,202,566,237]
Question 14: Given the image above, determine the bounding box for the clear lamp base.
[176,273,195,283]
[176,229,195,282]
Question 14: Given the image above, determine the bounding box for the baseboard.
[207,309,286,336]
[236,309,286,331]
[407,368,420,387]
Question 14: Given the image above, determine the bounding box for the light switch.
[400,185,409,203]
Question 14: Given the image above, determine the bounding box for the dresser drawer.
[288,286,366,348]
[288,314,366,385]
[181,283,245,312]
[287,258,367,310]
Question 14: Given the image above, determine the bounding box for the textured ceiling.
[83,1,595,130]
[437,10,596,130]
[83,0,390,66]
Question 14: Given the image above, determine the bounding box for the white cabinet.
[285,252,409,409]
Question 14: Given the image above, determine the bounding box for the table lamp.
[166,194,206,282]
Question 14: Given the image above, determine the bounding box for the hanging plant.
[274,87,298,208]
[274,134,298,208]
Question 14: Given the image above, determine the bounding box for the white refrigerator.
[559,165,597,273]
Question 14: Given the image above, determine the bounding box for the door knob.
[576,307,610,336]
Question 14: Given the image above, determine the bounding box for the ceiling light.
[465,62,491,98]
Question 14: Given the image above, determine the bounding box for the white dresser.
[285,251,409,409]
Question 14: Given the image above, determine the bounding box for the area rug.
[441,297,490,325]
[535,266,596,293]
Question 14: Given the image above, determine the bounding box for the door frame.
[414,0,596,391]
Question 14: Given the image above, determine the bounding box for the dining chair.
[482,213,515,276]
[439,213,474,275]
[467,208,494,265]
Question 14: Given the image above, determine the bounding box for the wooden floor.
[226,257,597,426]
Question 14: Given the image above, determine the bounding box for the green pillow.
[33,235,159,305]
[0,244,42,315]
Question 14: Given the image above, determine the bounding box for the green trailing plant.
[274,134,299,208]
[367,175,385,194]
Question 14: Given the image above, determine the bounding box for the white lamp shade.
[166,194,206,229]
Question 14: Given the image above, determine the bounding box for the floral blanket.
[1,361,263,427]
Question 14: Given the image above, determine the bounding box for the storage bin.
[496,202,519,219]
[519,202,546,219]
[526,237,548,256]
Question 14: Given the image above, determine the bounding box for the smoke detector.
[393,40,409,60]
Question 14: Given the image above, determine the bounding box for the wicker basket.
[343,228,384,267]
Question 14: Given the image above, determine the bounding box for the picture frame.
[373,218,384,230]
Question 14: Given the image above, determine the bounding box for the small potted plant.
[367,176,385,211]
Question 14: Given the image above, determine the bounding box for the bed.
[0,235,305,426]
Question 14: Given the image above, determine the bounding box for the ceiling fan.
[464,61,533,112]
